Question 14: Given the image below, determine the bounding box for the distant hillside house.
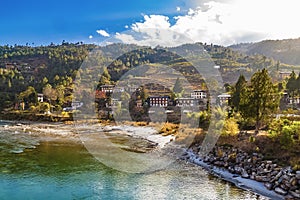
[175,98,199,107]
[191,90,207,99]
[126,85,140,93]
[71,101,83,109]
[114,86,125,93]
[279,71,292,80]
[288,96,300,105]
[37,93,44,102]
[217,94,231,106]
[99,85,114,94]
[148,96,170,107]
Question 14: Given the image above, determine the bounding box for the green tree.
[231,75,246,112]
[140,86,149,102]
[55,84,65,107]
[296,72,300,96]
[42,77,48,85]
[43,84,57,112]
[240,69,280,134]
[99,67,111,85]
[286,71,297,108]
[18,86,38,109]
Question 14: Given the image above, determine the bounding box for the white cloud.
[112,0,300,46]
[131,15,171,31]
[125,25,129,29]
[96,29,110,37]
[176,6,181,12]
[89,35,93,39]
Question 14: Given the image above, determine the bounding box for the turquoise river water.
[0,121,269,200]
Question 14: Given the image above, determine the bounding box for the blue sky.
[0,0,188,45]
[1,0,300,46]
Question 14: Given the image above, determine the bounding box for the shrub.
[61,111,70,118]
[37,102,50,113]
[249,136,256,143]
[222,118,239,136]
[159,123,178,135]
[268,119,300,148]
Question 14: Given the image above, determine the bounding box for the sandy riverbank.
[1,121,175,150]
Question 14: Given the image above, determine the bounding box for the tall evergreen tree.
[19,86,38,105]
[231,74,246,112]
[240,69,279,134]
[99,67,111,85]
[296,72,300,96]
[286,71,297,108]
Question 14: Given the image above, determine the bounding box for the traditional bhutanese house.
[217,94,231,106]
[288,96,300,105]
[191,90,207,99]
[99,85,114,94]
[279,71,292,80]
[71,101,83,109]
[126,85,140,93]
[37,93,44,102]
[148,96,170,107]
[114,86,125,93]
[175,98,199,107]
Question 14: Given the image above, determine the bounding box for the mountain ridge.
[229,37,300,65]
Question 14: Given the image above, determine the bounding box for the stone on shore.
[274,187,287,195]
[190,145,300,199]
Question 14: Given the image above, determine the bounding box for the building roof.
[218,94,231,98]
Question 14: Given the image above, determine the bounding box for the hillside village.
[1,42,300,120]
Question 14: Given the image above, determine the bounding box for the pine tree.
[297,72,300,95]
[99,67,111,85]
[231,74,246,112]
[240,69,279,134]
[286,71,297,108]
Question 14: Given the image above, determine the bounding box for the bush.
[61,111,70,118]
[268,119,300,148]
[222,118,239,136]
[280,126,295,147]
[29,105,37,113]
[37,102,50,113]
[159,123,178,136]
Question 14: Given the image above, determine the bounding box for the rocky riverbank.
[181,146,300,199]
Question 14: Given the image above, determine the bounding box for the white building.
[175,98,199,107]
[37,93,44,102]
[217,94,231,105]
[191,90,207,99]
[148,96,170,107]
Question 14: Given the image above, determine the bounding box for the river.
[0,121,269,200]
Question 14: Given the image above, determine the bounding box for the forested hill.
[229,38,300,66]
[0,42,288,111]
[0,42,285,87]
